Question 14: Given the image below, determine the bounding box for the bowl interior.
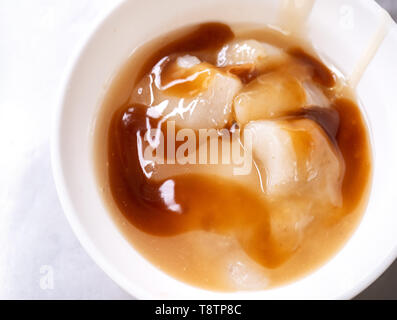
[52,0,397,299]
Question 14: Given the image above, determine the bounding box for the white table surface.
[0,0,395,300]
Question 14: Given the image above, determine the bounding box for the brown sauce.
[95,22,372,291]
[288,48,336,88]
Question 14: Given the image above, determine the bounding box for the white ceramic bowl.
[52,0,397,299]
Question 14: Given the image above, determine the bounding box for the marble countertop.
[0,0,395,299]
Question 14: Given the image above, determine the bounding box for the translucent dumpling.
[234,72,306,125]
[244,118,344,207]
[216,39,287,70]
[144,130,259,189]
[233,72,331,125]
[131,55,242,129]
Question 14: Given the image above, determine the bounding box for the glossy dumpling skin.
[244,118,344,207]
[234,72,306,124]
[233,71,331,125]
[130,55,242,129]
[216,39,288,70]
[143,129,260,191]
[242,118,345,263]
